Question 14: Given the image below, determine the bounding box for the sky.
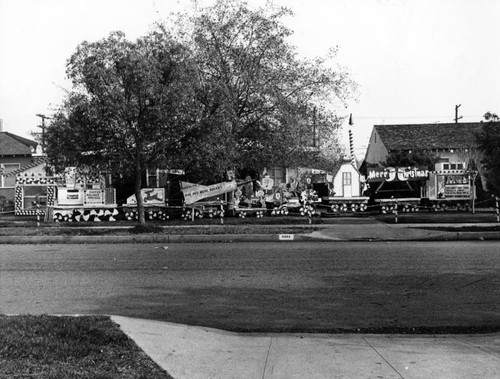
[1,0,499,159]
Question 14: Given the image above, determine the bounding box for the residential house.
[363,122,496,169]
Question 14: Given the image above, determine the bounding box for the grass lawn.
[0,315,172,379]
[0,215,323,236]
[1,209,499,236]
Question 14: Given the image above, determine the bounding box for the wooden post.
[472,171,478,214]
[495,196,499,223]
[220,201,224,225]
[472,184,476,214]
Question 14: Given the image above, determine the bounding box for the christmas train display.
[120,171,325,221]
[121,179,264,221]
[365,165,476,213]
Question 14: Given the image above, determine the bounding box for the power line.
[352,115,483,120]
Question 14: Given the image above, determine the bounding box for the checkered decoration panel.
[16,173,57,185]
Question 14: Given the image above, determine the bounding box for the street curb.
[0,233,313,244]
[418,231,500,241]
[1,232,500,244]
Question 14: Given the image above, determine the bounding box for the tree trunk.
[135,159,146,225]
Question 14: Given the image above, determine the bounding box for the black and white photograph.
[1,0,500,377]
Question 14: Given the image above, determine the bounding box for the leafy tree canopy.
[167,0,356,180]
[476,114,500,195]
[483,111,499,121]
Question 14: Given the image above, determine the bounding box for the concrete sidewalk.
[311,222,500,241]
[112,316,500,379]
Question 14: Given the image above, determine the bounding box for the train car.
[365,166,475,213]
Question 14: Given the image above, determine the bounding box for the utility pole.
[454,104,463,123]
[35,113,51,152]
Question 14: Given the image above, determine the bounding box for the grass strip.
[0,315,172,379]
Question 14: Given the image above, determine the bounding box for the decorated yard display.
[367,166,476,212]
[122,188,173,221]
[48,167,118,222]
[258,164,370,217]
[53,208,119,222]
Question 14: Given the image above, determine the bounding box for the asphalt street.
[1,241,499,332]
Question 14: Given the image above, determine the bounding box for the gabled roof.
[0,132,38,156]
[375,122,500,151]
[330,158,359,178]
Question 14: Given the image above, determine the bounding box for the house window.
[443,162,465,171]
[1,163,20,188]
[342,172,352,186]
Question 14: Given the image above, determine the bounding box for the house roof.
[0,132,38,156]
[374,122,500,151]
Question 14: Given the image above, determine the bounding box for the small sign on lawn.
[279,234,294,241]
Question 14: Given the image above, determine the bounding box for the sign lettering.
[84,189,105,205]
[181,181,237,204]
[367,167,429,182]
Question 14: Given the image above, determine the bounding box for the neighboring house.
[0,129,41,208]
[363,122,500,172]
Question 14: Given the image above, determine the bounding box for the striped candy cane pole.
[348,113,356,166]
[349,128,356,166]
[394,199,398,224]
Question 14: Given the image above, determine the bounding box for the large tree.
[170,0,356,180]
[45,0,356,222]
[45,31,197,224]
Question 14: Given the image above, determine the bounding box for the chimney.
[0,118,3,132]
